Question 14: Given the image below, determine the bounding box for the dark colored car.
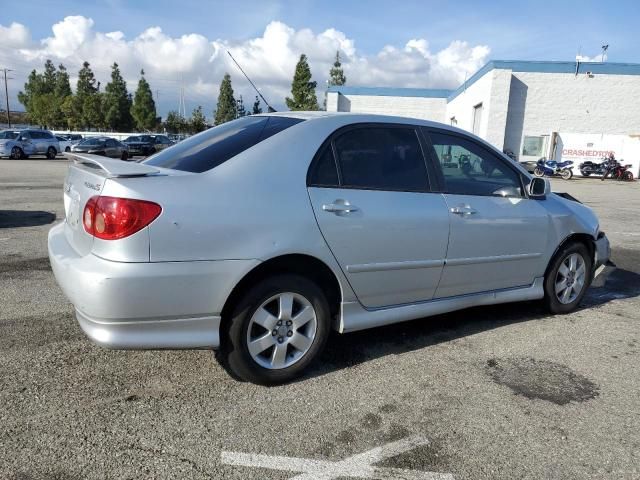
[70,137,129,160]
[123,134,174,157]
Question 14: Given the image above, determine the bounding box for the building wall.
[505,71,640,160]
[327,92,447,121]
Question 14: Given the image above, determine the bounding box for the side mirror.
[528,177,549,199]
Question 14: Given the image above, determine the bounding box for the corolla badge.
[84,181,101,191]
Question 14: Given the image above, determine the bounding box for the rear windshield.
[143,116,304,173]
[81,138,105,146]
[0,131,19,140]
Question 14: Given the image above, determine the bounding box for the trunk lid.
[62,153,161,256]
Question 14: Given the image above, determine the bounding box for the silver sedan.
[48,113,610,385]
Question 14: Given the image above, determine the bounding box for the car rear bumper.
[48,222,260,349]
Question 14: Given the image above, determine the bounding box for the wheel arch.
[545,232,595,278]
[220,253,343,332]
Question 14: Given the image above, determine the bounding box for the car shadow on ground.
[0,210,56,228]
[310,249,640,380]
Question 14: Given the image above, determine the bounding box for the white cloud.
[1,16,491,116]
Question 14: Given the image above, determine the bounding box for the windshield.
[143,116,303,173]
[125,136,140,142]
[0,131,20,140]
[138,135,153,143]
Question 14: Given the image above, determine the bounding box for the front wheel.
[46,147,57,159]
[580,170,591,177]
[622,171,634,181]
[10,146,24,159]
[65,146,71,152]
[533,167,545,177]
[121,151,129,161]
[543,242,592,314]
[561,169,573,180]
[220,274,330,385]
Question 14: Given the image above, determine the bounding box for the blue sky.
[1,0,638,118]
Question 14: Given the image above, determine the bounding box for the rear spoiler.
[64,152,161,177]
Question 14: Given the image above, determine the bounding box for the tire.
[65,146,71,152]
[46,147,57,159]
[543,242,592,314]
[560,169,573,180]
[580,170,590,177]
[622,171,634,181]
[149,147,156,155]
[219,274,331,385]
[121,151,129,161]
[10,146,24,160]
[533,167,545,177]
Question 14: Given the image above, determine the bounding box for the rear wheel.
[622,171,634,181]
[560,168,573,180]
[580,170,591,177]
[219,274,330,385]
[543,242,592,314]
[65,146,71,152]
[533,167,545,177]
[46,147,57,159]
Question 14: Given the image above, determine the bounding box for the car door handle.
[322,203,359,214]
[450,206,477,216]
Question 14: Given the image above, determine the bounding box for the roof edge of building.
[327,86,452,98]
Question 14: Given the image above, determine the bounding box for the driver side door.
[424,128,550,298]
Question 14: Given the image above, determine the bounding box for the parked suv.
[0,129,60,159]
[49,113,610,385]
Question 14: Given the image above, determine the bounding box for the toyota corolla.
[48,113,610,385]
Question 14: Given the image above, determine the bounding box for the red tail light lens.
[83,196,162,240]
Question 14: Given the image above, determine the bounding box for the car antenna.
[226,50,276,112]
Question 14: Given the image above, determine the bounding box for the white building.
[327,60,640,176]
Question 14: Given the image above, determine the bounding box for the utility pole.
[2,68,13,127]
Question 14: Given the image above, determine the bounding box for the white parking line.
[221,435,455,480]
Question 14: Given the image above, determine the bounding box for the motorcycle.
[533,158,574,180]
[579,157,610,177]
[606,162,635,181]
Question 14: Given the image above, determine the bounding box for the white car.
[56,135,73,153]
[49,112,610,385]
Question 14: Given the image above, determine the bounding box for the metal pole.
[3,69,11,127]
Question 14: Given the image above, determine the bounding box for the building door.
[472,103,483,136]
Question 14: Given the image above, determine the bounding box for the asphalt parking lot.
[1,159,639,480]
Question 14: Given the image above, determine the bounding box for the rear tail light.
[83,196,162,240]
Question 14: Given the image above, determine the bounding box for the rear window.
[144,116,304,173]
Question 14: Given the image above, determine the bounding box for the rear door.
[307,124,450,308]
[423,128,549,298]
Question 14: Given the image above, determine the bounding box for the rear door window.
[144,116,303,173]
[332,126,429,191]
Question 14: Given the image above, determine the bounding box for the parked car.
[0,128,59,159]
[123,134,174,156]
[56,135,73,153]
[70,136,129,160]
[66,134,83,144]
[48,113,610,385]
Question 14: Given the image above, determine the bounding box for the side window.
[333,127,428,191]
[106,139,117,147]
[30,131,42,139]
[308,146,339,187]
[427,130,522,197]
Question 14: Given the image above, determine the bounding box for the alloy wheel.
[246,292,317,370]
[555,253,586,304]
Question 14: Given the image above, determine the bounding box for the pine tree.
[18,69,45,126]
[50,64,72,128]
[328,51,346,87]
[103,63,133,131]
[214,73,236,125]
[131,69,157,131]
[42,59,57,94]
[76,62,102,129]
[189,106,207,133]
[286,54,319,111]
[252,96,262,114]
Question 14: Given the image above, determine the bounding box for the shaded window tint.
[308,146,338,186]
[333,127,428,191]
[144,116,303,173]
[427,130,522,198]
